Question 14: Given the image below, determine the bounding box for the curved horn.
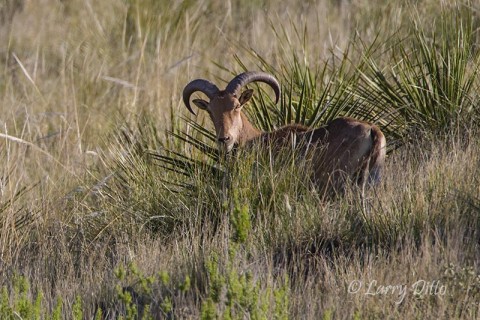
[182,79,220,115]
[225,71,280,104]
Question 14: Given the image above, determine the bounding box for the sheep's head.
[182,72,280,152]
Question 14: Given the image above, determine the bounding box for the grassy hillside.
[1,0,479,318]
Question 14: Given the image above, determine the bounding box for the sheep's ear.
[192,99,209,110]
[239,89,254,106]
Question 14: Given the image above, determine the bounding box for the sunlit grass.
[1,0,480,318]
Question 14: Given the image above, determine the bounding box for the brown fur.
[257,124,310,147]
[191,90,386,192]
[249,118,385,190]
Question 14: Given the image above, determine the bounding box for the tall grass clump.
[357,5,480,138]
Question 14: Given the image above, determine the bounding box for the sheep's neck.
[238,112,262,145]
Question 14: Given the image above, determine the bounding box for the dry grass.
[1,0,480,318]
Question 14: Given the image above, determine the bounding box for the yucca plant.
[89,111,226,240]
[101,38,394,241]
[231,32,404,151]
[93,4,480,245]
[246,53,361,131]
[356,8,480,138]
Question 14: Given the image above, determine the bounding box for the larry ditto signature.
[347,279,446,304]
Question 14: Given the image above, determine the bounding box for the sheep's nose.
[218,136,230,143]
